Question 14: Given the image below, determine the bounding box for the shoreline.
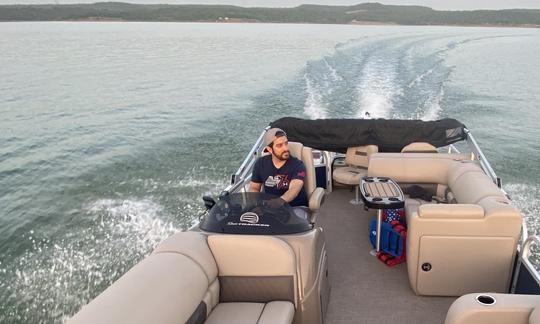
[2,3,539,29]
[1,19,539,29]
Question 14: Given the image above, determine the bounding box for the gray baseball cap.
[263,128,287,147]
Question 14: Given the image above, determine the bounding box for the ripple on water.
[504,183,540,269]
[0,198,185,323]
[504,183,540,236]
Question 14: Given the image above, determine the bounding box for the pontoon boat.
[68,118,540,324]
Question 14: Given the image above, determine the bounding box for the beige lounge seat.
[68,232,296,324]
[368,153,523,297]
[401,142,438,153]
[333,145,378,203]
[288,142,325,222]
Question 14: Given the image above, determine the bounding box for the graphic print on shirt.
[265,174,290,190]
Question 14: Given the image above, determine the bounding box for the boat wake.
[300,35,461,120]
[303,73,328,119]
[407,64,439,89]
[411,82,447,121]
[355,56,401,119]
[323,57,342,82]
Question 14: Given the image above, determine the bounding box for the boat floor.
[317,188,455,324]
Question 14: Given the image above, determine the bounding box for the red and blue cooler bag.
[369,208,407,267]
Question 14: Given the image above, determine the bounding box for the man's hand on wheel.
[265,197,285,209]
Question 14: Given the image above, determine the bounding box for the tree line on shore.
[1,2,539,27]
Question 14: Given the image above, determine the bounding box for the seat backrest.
[208,234,297,305]
[69,231,218,324]
[345,145,378,168]
[289,141,317,196]
[368,153,455,185]
[153,231,220,316]
[401,142,438,153]
[449,171,504,205]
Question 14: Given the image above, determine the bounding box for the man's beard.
[274,151,290,161]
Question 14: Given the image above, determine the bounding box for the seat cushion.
[205,301,294,324]
[344,145,378,167]
[333,166,367,185]
[257,301,295,324]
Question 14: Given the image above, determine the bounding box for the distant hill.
[1,2,539,27]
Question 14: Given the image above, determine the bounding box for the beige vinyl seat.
[288,142,325,223]
[68,231,296,324]
[368,153,523,296]
[332,145,378,204]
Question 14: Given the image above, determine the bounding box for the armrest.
[445,293,540,324]
[308,187,325,211]
[418,204,484,219]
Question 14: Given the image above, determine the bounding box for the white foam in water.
[355,57,401,118]
[303,73,328,119]
[504,183,540,236]
[0,198,181,323]
[88,199,179,252]
[407,65,437,88]
[323,57,342,82]
[420,86,445,121]
[504,183,540,268]
[174,174,227,191]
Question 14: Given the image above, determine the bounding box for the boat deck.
[317,188,455,324]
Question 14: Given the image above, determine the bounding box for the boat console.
[200,192,313,235]
[200,192,329,324]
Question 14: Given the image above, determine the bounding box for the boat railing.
[447,144,460,154]
[464,129,501,188]
[522,235,540,272]
[223,128,268,194]
[511,234,540,293]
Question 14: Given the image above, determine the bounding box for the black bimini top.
[270,117,467,153]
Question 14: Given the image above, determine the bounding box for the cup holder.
[476,294,496,306]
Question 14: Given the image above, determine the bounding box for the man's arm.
[249,158,263,192]
[280,160,306,203]
[280,179,303,203]
[249,181,262,192]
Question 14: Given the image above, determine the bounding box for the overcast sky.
[2,0,540,10]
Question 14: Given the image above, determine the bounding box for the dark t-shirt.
[251,155,309,207]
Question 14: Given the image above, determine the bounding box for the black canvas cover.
[269,117,467,153]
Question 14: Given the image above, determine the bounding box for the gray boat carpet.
[317,189,455,324]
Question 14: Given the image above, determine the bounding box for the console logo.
[240,212,259,224]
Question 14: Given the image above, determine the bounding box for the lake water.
[0,22,539,322]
